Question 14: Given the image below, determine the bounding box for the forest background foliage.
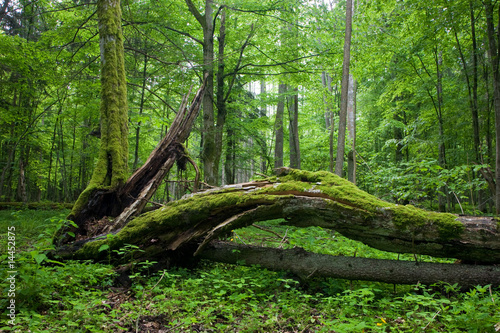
[0,0,496,214]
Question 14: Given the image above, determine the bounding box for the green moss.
[431,213,465,239]
[96,0,129,188]
[390,205,463,239]
[272,169,465,239]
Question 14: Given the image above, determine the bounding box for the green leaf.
[98,244,110,252]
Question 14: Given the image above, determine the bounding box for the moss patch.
[390,205,463,239]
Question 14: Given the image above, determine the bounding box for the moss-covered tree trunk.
[68,0,128,223]
[59,0,206,243]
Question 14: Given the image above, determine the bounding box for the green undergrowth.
[1,209,499,332]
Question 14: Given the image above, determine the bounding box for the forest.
[1,0,500,332]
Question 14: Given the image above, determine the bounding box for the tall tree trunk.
[260,80,268,173]
[202,1,216,185]
[288,88,300,169]
[454,5,482,210]
[274,83,286,169]
[185,0,217,185]
[214,7,227,185]
[321,72,335,173]
[483,0,500,214]
[16,158,27,203]
[335,0,353,177]
[69,0,129,220]
[133,53,148,171]
[347,75,356,184]
[394,112,404,164]
[432,48,447,212]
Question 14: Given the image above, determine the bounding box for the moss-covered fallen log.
[56,168,500,267]
[199,241,500,288]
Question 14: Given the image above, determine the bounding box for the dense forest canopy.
[0,0,499,215]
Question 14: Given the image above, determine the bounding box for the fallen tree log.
[199,241,500,288]
[56,168,500,271]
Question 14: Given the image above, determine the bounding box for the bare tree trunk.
[224,126,235,185]
[260,80,268,173]
[321,72,335,173]
[16,158,27,203]
[133,53,148,171]
[186,0,217,185]
[434,48,447,212]
[484,0,500,214]
[274,83,286,169]
[347,74,356,184]
[335,0,353,177]
[288,88,300,169]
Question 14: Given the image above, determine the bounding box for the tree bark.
[346,75,356,184]
[321,72,335,173]
[185,0,217,186]
[67,0,129,223]
[133,53,148,171]
[214,7,227,186]
[274,83,286,169]
[483,0,500,214]
[335,0,353,177]
[288,88,300,169]
[260,80,268,174]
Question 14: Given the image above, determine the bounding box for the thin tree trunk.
[454,6,482,210]
[347,75,356,184]
[484,0,500,214]
[274,83,286,169]
[260,80,268,173]
[321,72,335,173]
[335,0,353,177]
[288,88,300,169]
[133,54,148,171]
[224,126,235,185]
[16,158,27,203]
[214,7,227,186]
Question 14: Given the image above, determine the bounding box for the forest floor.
[0,208,499,332]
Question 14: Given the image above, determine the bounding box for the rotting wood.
[199,241,500,288]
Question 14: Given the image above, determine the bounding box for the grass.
[0,209,499,332]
